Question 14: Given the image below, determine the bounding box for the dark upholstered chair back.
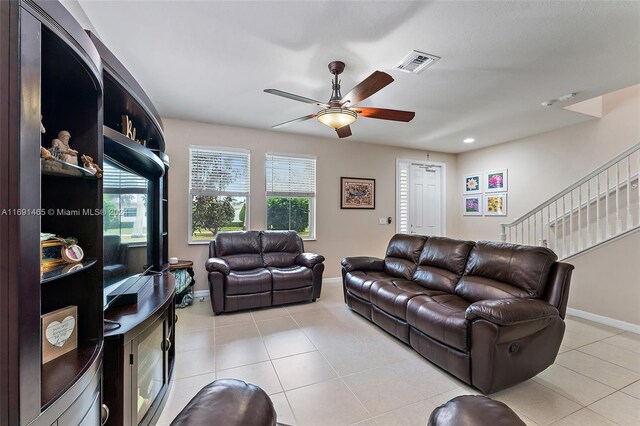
[104,234,124,265]
[212,231,263,271]
[414,237,475,293]
[383,234,427,279]
[261,231,304,267]
[455,241,558,302]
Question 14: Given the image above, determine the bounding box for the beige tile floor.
[155,280,640,426]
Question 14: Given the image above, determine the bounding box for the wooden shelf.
[41,158,98,179]
[41,258,97,284]
[41,341,101,409]
[103,126,165,179]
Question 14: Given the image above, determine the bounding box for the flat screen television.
[103,156,153,309]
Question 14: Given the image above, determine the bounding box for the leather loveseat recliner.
[206,230,324,314]
[342,234,574,394]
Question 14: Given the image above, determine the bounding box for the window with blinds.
[265,154,316,239]
[189,146,250,243]
[397,160,410,233]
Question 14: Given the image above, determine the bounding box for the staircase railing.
[501,143,640,259]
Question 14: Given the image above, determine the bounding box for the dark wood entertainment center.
[0,1,174,425]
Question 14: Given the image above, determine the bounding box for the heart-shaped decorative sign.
[45,315,75,347]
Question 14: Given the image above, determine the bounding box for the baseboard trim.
[566,307,640,333]
[191,277,342,299]
[193,290,209,299]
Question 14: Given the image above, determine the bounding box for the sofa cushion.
[261,231,303,267]
[383,234,427,279]
[344,271,395,302]
[456,241,558,302]
[269,265,313,291]
[226,268,272,295]
[215,231,263,270]
[407,294,471,351]
[413,237,474,292]
[370,280,446,320]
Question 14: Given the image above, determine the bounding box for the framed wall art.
[463,195,482,216]
[463,173,482,194]
[484,193,507,216]
[485,169,508,193]
[341,177,375,209]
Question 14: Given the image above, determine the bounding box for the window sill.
[302,238,316,242]
[188,241,211,246]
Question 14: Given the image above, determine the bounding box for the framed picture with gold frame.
[41,240,66,271]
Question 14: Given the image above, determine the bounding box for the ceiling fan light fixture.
[316,108,357,129]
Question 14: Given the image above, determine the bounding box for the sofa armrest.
[205,257,230,275]
[296,252,325,268]
[341,256,384,272]
[465,298,559,326]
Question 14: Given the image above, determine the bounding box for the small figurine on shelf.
[50,131,78,165]
[40,146,54,160]
[40,115,46,134]
[81,154,103,178]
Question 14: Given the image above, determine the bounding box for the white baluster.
[578,185,582,252]
[546,205,551,249]
[562,196,566,258]
[606,168,610,238]
[586,178,591,247]
[596,173,601,242]
[616,162,621,234]
[627,156,633,230]
[570,190,574,255]
[555,200,559,255]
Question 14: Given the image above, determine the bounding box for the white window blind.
[266,154,316,198]
[189,147,250,196]
[397,160,410,233]
[103,160,147,194]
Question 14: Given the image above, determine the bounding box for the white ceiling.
[78,1,640,153]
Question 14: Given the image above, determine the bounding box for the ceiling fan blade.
[336,125,352,138]
[272,114,316,129]
[264,89,328,107]
[353,107,415,122]
[340,71,394,106]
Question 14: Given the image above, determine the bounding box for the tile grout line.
[289,306,376,422]
[253,309,301,426]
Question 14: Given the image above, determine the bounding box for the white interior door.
[409,163,442,236]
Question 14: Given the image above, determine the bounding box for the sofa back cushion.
[383,234,427,279]
[214,231,263,271]
[413,237,475,292]
[455,241,558,302]
[261,231,304,267]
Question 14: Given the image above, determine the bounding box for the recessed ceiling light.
[463,138,475,144]
[558,92,577,102]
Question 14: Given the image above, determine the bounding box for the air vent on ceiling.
[394,50,440,74]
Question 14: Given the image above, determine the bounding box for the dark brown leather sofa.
[206,231,324,314]
[342,234,574,394]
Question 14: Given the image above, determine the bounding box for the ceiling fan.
[264,61,415,138]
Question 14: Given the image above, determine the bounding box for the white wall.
[453,85,640,325]
[164,119,457,291]
[452,85,640,242]
[567,231,640,326]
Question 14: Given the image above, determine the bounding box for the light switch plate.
[378,218,387,225]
